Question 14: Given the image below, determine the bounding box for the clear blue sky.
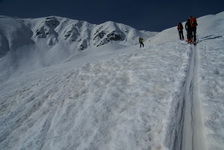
[0,0,223,31]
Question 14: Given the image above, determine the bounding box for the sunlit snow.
[0,12,224,150]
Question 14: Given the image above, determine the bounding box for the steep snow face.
[0,17,34,56]
[0,17,37,81]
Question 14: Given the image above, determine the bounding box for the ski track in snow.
[181,44,207,150]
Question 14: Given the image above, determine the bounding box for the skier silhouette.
[185,19,193,43]
[139,37,144,48]
[189,16,198,42]
[177,22,184,40]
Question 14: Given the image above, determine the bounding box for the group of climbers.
[177,16,198,43]
[138,16,198,48]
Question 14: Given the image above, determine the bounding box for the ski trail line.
[181,45,207,150]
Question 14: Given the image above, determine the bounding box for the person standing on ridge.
[177,22,184,40]
[185,18,192,43]
[139,37,144,48]
[189,16,198,42]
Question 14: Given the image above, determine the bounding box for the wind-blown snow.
[0,12,224,150]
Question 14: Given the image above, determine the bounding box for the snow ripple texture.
[0,43,189,150]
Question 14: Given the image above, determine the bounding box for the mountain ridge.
[0,15,156,53]
[0,15,156,80]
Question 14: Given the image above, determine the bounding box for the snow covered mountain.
[0,16,154,51]
[0,16,155,81]
[0,11,224,150]
[29,16,154,49]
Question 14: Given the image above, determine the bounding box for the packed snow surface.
[0,12,224,150]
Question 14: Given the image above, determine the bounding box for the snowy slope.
[0,16,155,51]
[197,13,224,149]
[147,12,224,150]
[0,16,156,81]
[0,11,224,150]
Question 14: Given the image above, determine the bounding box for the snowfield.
[0,12,224,150]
